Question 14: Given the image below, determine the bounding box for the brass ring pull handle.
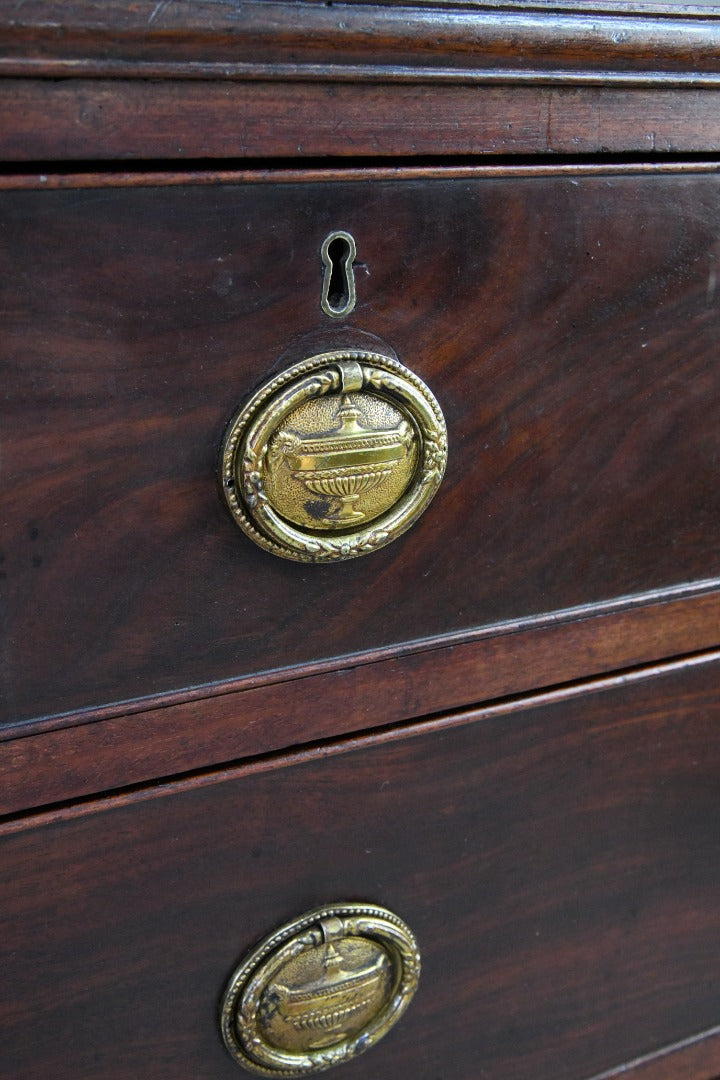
[220,902,421,1076]
[220,349,447,562]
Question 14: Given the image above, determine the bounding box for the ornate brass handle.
[220,349,447,562]
[220,903,420,1076]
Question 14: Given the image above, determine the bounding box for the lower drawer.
[2,655,720,1080]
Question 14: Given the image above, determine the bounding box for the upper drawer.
[2,165,720,725]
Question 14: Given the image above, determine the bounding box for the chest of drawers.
[2,3,720,1078]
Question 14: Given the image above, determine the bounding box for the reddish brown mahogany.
[1,589,720,817]
[3,657,720,1079]
[2,5,720,1079]
[3,81,720,161]
[3,166,720,728]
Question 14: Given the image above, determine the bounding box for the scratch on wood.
[148,0,173,26]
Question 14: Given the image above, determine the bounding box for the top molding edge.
[2,0,720,83]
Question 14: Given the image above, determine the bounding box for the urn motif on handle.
[220,349,447,562]
[278,395,414,526]
[220,902,421,1076]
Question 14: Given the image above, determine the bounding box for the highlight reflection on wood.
[3,6,720,1080]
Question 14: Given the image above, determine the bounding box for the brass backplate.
[220,349,447,562]
[220,903,420,1076]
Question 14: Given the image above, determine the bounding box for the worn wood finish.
[3,655,720,1079]
[2,167,720,727]
[5,1,720,164]
[4,79,720,161]
[3,1,720,80]
[2,591,720,817]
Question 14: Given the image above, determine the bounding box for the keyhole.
[321,230,357,318]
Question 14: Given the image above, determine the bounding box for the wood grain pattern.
[2,591,720,817]
[3,167,720,728]
[3,655,720,1079]
[4,79,720,161]
[4,8,720,1079]
[3,1,720,80]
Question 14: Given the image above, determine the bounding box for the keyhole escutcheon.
[321,230,357,318]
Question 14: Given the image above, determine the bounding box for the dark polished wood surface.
[2,595,720,817]
[2,166,720,727]
[4,81,720,161]
[4,1,720,161]
[3,655,720,1079]
[4,7,720,1076]
[3,0,720,78]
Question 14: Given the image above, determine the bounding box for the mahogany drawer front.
[2,656,720,1080]
[3,167,720,727]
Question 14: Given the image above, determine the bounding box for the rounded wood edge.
[1,593,720,821]
[2,647,720,835]
[3,577,720,740]
[4,2,720,81]
[0,160,719,192]
[588,1021,720,1078]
